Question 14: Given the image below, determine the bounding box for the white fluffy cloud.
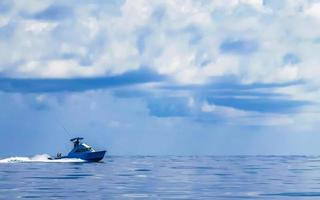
[0,0,317,83]
[1,0,320,109]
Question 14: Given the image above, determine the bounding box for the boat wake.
[0,154,85,163]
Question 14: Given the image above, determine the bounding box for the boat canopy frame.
[70,137,84,142]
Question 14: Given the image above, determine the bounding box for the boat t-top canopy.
[70,137,84,142]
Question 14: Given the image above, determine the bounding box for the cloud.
[305,2,320,20]
[0,0,318,86]
[0,0,319,128]
[206,96,307,113]
[199,101,295,126]
[201,101,248,118]
[0,68,165,93]
[107,76,309,127]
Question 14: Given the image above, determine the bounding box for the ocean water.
[1,155,320,199]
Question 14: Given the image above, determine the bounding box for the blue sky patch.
[33,5,73,21]
[283,53,301,65]
[152,6,166,22]
[147,97,190,117]
[0,23,15,40]
[220,39,258,55]
[0,1,11,13]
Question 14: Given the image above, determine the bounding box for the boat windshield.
[74,143,95,153]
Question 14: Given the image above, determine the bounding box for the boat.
[49,137,106,162]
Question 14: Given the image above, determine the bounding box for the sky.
[1,0,320,156]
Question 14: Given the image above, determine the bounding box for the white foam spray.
[0,154,85,163]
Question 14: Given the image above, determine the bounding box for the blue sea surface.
[1,155,320,199]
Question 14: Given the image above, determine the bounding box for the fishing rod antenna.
[60,122,71,137]
[54,114,72,138]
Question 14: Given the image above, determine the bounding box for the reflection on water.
[1,156,320,199]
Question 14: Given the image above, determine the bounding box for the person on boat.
[74,138,80,147]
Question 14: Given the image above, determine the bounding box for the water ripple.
[1,156,320,199]
[264,192,320,197]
